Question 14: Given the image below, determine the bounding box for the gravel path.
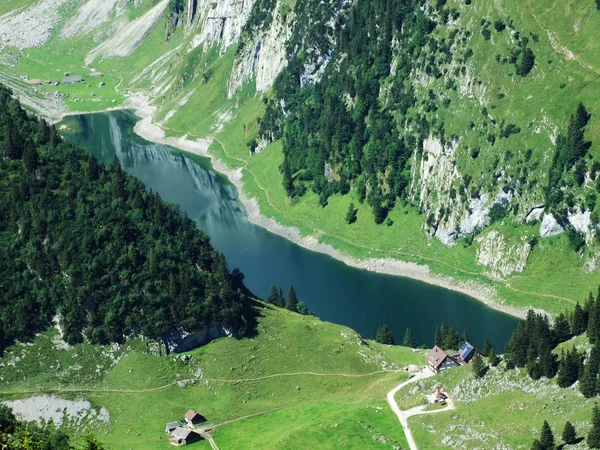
[386,368,455,450]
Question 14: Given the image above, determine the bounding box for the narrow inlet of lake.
[61,110,519,348]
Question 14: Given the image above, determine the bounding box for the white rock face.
[228,0,291,96]
[540,214,564,237]
[0,0,70,50]
[61,0,125,38]
[86,0,169,64]
[188,0,255,54]
[476,231,531,278]
[568,210,591,235]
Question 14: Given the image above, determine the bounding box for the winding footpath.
[387,368,455,450]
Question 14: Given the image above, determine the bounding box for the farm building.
[452,342,478,364]
[63,76,82,84]
[165,422,179,433]
[171,427,202,445]
[90,71,103,77]
[427,346,460,374]
[29,79,41,85]
[43,80,59,86]
[184,410,206,426]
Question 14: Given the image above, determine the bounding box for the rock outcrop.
[476,231,531,278]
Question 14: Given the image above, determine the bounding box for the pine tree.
[277,288,285,308]
[461,330,472,345]
[49,124,60,149]
[472,355,486,378]
[345,202,358,224]
[268,283,279,305]
[375,325,395,345]
[22,140,39,172]
[562,421,577,445]
[552,313,572,344]
[434,325,443,347]
[557,349,580,388]
[282,159,293,196]
[580,363,598,398]
[506,321,530,367]
[531,439,543,450]
[87,154,100,181]
[539,347,558,379]
[483,338,493,356]
[38,118,50,145]
[589,297,600,344]
[488,346,499,367]
[572,301,588,335]
[443,327,460,350]
[540,420,555,450]
[285,285,299,311]
[589,403,600,448]
[402,327,417,348]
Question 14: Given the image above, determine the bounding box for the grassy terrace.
[0,302,424,449]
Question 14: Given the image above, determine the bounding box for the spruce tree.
[572,302,587,335]
[461,330,472,345]
[562,421,577,445]
[589,403,600,448]
[345,202,358,224]
[268,283,279,305]
[483,338,493,356]
[531,439,543,450]
[589,297,600,344]
[472,355,486,379]
[285,285,299,311]
[402,327,417,348]
[443,327,460,350]
[87,154,100,181]
[580,363,598,398]
[434,325,443,347]
[277,287,285,308]
[22,140,39,172]
[488,346,499,367]
[539,347,558,379]
[552,313,572,344]
[539,420,554,450]
[38,118,50,145]
[375,325,395,345]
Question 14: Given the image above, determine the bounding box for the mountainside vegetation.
[0,86,249,353]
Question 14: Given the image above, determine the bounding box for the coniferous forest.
[0,86,249,353]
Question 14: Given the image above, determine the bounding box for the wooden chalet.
[184,410,206,426]
[171,427,202,445]
[427,345,460,374]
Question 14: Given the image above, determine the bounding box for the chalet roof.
[427,345,456,370]
[29,79,41,85]
[185,409,200,421]
[458,342,475,360]
[165,421,178,430]
[90,72,103,77]
[172,427,194,439]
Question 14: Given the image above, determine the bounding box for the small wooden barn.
[184,410,206,426]
[171,427,202,445]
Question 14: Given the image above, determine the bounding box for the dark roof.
[427,345,457,370]
[459,342,475,360]
[185,410,200,421]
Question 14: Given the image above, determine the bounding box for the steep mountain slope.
[2,0,600,314]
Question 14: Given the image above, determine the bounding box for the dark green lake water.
[61,110,518,348]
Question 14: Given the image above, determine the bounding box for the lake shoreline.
[114,97,527,321]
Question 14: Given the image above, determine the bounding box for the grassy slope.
[396,355,595,449]
[0,303,424,449]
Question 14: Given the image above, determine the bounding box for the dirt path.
[387,369,455,450]
[0,369,397,396]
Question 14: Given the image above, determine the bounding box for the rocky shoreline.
[124,98,528,320]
